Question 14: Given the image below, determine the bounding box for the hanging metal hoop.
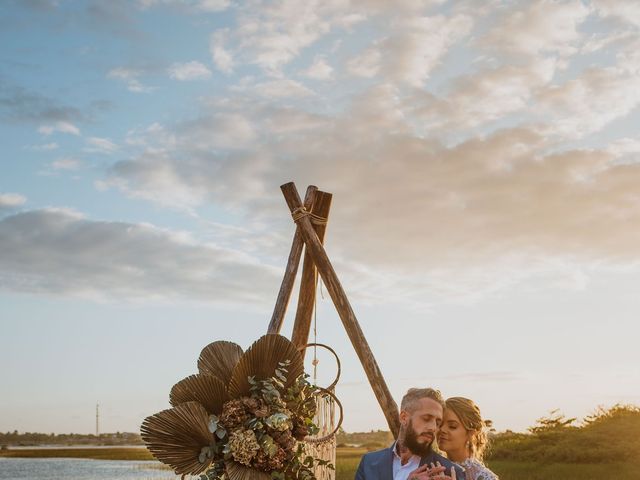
[304,386,344,444]
[299,342,341,391]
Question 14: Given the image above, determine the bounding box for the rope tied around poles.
[291,206,328,226]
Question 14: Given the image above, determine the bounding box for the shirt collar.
[392,441,420,462]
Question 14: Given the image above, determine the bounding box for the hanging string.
[312,265,319,384]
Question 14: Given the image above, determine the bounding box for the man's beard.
[402,418,434,457]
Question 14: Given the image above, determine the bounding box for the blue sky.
[1,0,640,435]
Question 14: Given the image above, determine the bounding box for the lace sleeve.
[459,459,499,480]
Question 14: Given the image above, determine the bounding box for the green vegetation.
[0,431,142,446]
[335,448,366,480]
[486,460,640,480]
[2,405,639,479]
[336,430,393,450]
[489,405,640,463]
[334,405,640,480]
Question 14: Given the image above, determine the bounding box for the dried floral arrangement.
[141,334,335,480]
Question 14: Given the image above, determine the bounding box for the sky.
[1,0,639,436]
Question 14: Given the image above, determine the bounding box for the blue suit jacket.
[355,446,465,480]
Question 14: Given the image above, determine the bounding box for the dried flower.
[242,397,269,418]
[221,399,249,431]
[228,429,260,466]
[292,423,309,441]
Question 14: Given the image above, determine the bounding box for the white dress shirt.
[391,442,421,480]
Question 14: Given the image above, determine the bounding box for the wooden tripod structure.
[267,182,401,438]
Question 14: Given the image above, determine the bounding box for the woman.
[437,397,498,480]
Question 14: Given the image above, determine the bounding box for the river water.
[0,458,178,480]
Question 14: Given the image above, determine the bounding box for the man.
[355,388,465,480]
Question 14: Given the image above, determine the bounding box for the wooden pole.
[280,182,401,437]
[291,191,332,358]
[267,185,317,335]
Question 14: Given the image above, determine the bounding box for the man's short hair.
[401,388,445,413]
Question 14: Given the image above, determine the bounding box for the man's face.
[400,397,443,456]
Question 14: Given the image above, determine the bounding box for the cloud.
[384,14,474,86]
[139,0,230,13]
[107,67,154,93]
[0,193,27,211]
[168,61,212,81]
[594,0,640,27]
[482,0,590,57]
[38,121,80,136]
[210,30,234,73]
[346,13,473,87]
[302,55,333,80]
[28,142,59,151]
[85,1,640,301]
[214,1,369,75]
[252,78,315,99]
[0,81,85,125]
[51,158,81,170]
[535,63,640,138]
[0,209,279,304]
[102,87,640,279]
[346,47,381,78]
[85,137,118,154]
[412,57,557,132]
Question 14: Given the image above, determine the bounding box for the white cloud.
[302,55,333,80]
[252,78,315,98]
[168,61,212,81]
[413,57,557,132]
[107,67,154,93]
[210,30,234,73]
[0,193,27,209]
[483,0,590,57]
[28,142,59,151]
[346,47,381,78]
[382,14,473,87]
[594,0,640,27]
[535,64,640,138]
[85,137,118,154]
[346,13,473,86]
[138,0,230,13]
[38,121,80,136]
[51,158,81,170]
[102,89,640,277]
[196,0,229,12]
[216,1,372,75]
[0,209,279,304]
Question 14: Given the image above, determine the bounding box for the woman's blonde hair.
[445,397,489,461]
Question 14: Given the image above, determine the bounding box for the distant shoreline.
[0,446,154,461]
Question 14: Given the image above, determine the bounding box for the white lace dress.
[457,458,498,480]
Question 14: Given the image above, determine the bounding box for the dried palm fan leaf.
[228,334,304,398]
[226,460,272,480]
[141,401,213,476]
[198,340,244,384]
[170,373,228,414]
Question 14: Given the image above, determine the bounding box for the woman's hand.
[408,462,457,480]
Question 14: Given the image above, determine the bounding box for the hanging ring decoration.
[299,343,341,391]
[303,386,344,445]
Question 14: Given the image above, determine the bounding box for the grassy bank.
[333,449,640,480]
[486,460,640,480]
[3,446,639,479]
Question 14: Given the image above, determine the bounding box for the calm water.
[0,458,178,480]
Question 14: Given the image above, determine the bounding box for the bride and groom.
[355,388,497,480]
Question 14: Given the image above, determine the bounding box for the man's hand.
[408,462,457,480]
